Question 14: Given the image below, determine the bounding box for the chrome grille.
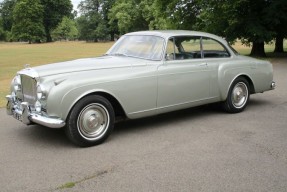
[21,75,37,104]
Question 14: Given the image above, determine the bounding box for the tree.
[11,0,45,43]
[0,0,16,31]
[40,0,73,42]
[77,0,117,41]
[0,0,16,40]
[52,16,78,41]
[101,0,118,40]
[265,0,287,53]
[108,0,150,34]
[0,18,6,40]
[196,0,278,57]
[149,0,200,30]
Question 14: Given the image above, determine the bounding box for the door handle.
[199,63,207,67]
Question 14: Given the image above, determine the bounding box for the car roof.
[125,30,225,42]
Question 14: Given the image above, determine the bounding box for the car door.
[157,36,211,113]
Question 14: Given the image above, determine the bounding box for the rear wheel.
[223,77,250,113]
[65,95,115,147]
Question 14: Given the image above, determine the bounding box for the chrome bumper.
[271,81,276,90]
[6,95,65,128]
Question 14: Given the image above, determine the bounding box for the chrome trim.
[6,95,65,128]
[18,67,39,79]
[30,114,66,128]
[21,102,31,124]
[271,81,276,89]
[6,95,13,115]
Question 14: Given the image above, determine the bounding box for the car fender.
[217,61,255,101]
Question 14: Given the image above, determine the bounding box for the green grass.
[57,182,76,189]
[0,41,113,107]
[0,40,286,108]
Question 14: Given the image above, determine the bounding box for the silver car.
[6,30,275,146]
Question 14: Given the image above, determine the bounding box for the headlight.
[37,84,46,100]
[13,75,21,92]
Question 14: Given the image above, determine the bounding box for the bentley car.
[6,31,275,146]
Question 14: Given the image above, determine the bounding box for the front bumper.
[271,81,276,90]
[6,95,65,129]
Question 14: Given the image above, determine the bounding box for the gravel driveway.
[0,58,286,192]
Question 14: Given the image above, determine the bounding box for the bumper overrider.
[271,81,276,89]
[6,95,65,128]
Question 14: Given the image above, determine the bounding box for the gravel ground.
[0,58,286,192]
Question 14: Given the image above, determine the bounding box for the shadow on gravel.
[248,97,273,107]
[113,104,223,135]
[16,97,273,147]
[18,125,72,148]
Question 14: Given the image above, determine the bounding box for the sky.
[71,0,81,10]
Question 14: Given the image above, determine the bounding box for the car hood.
[31,56,147,77]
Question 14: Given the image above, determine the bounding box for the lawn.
[0,41,113,107]
[0,40,285,107]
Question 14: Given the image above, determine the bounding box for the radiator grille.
[21,75,37,104]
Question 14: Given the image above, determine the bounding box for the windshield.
[107,35,165,61]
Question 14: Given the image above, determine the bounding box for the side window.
[166,36,202,60]
[166,38,178,60]
[202,37,230,58]
[180,37,202,59]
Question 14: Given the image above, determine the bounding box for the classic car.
[6,30,275,147]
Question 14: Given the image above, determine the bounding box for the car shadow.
[248,96,274,107]
[18,125,73,148]
[113,104,223,136]
[18,98,272,148]
[112,97,273,138]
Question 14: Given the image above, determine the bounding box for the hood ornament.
[24,64,30,69]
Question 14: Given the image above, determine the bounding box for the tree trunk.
[45,27,52,42]
[46,33,52,42]
[250,41,266,57]
[274,34,284,53]
[110,32,114,41]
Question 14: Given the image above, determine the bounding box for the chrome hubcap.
[231,82,248,108]
[77,103,109,140]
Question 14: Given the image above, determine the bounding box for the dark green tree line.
[11,0,45,43]
[0,0,72,42]
[196,0,287,56]
[0,0,286,55]
[76,0,117,41]
[41,0,73,42]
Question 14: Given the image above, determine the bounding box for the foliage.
[196,0,287,56]
[0,0,286,54]
[52,16,78,40]
[0,0,16,41]
[0,0,16,31]
[265,0,287,53]
[40,0,73,42]
[11,0,45,43]
[77,0,116,41]
[149,0,201,30]
[108,0,150,34]
[0,18,5,40]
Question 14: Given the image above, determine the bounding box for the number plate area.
[13,111,22,121]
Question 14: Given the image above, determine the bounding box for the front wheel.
[223,77,250,113]
[65,95,115,147]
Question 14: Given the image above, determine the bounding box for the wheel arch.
[222,74,255,101]
[88,91,127,118]
[64,90,127,122]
